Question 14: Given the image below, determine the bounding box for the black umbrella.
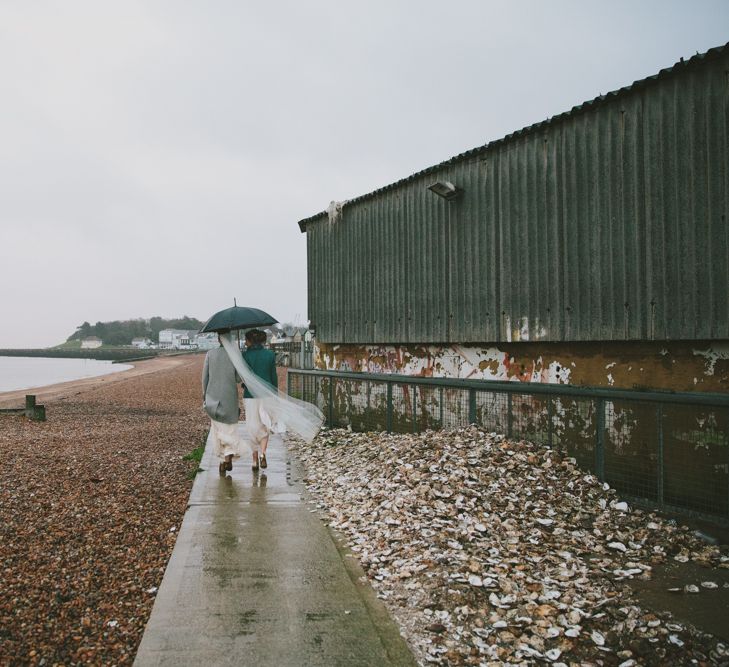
[199,304,278,333]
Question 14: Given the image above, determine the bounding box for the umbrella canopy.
[199,306,278,333]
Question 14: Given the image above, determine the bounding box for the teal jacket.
[242,344,278,398]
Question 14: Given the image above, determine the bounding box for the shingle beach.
[0,355,208,665]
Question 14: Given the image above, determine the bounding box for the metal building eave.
[297,40,729,233]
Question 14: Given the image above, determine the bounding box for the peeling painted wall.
[315,340,729,393]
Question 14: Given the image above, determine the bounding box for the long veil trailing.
[219,332,324,443]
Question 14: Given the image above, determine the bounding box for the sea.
[0,356,133,393]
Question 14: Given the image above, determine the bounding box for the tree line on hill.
[67,317,203,346]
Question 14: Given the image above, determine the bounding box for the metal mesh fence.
[662,405,729,517]
[604,401,659,502]
[287,370,729,523]
[559,398,599,473]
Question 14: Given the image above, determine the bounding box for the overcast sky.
[0,1,727,348]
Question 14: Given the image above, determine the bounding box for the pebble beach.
[0,355,208,665]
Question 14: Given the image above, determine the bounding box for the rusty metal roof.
[298,41,729,233]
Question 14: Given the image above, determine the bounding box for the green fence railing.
[288,369,729,525]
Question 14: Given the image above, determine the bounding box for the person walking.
[242,329,278,471]
[202,333,248,475]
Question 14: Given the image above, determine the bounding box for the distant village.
[79,326,312,351]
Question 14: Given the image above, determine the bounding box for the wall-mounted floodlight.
[427,180,463,200]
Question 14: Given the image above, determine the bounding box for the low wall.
[0,348,159,362]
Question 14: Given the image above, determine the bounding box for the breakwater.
[0,348,158,362]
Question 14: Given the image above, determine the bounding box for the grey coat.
[202,347,241,424]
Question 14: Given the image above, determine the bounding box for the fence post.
[547,395,554,448]
[386,382,393,433]
[657,404,664,508]
[507,393,513,438]
[595,399,606,482]
[439,387,444,427]
[328,377,334,427]
[287,370,292,397]
[468,388,477,424]
[299,342,305,370]
[412,386,417,433]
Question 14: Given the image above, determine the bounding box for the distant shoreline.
[0,355,190,408]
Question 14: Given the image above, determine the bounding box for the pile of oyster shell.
[293,426,729,666]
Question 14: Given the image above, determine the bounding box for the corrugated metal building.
[298,43,729,391]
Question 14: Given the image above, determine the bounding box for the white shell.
[467,574,483,587]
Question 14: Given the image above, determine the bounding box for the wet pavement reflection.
[134,423,415,666]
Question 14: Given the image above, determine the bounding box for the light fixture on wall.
[427,180,463,201]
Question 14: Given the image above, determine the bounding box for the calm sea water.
[0,356,133,392]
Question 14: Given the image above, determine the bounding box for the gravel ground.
[0,355,208,666]
[293,427,729,666]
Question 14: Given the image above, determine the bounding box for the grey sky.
[1,1,727,348]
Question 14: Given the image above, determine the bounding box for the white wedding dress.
[218,333,324,444]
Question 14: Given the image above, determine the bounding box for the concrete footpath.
[134,427,417,667]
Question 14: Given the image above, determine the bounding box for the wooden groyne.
[0,394,46,421]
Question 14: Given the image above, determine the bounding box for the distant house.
[81,336,103,349]
[293,327,312,343]
[159,329,200,350]
[271,327,312,344]
[195,333,218,350]
[131,337,153,349]
[158,329,180,349]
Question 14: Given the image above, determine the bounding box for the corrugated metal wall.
[306,49,729,344]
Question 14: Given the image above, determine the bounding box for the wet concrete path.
[134,428,416,666]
